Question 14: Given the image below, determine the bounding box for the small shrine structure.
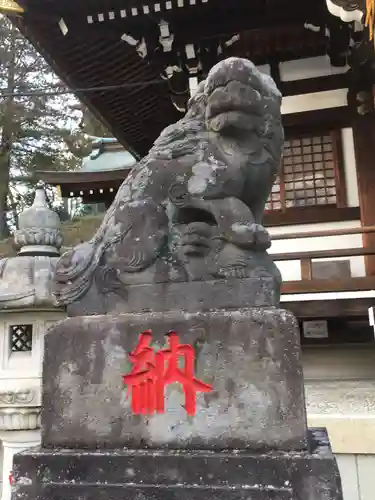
[37,138,136,208]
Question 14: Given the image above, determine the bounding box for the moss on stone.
[0,214,105,258]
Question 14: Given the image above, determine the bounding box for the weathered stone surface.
[66,277,279,316]
[42,307,307,451]
[12,429,343,500]
[0,184,63,310]
[54,57,284,311]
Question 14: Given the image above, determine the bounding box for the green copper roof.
[81,138,136,173]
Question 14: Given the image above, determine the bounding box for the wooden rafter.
[11,0,340,155]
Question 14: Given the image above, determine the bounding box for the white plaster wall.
[257,56,349,115]
[341,128,359,208]
[303,345,375,500]
[278,57,348,115]
[279,55,349,81]
[259,56,349,83]
[281,88,348,115]
[303,345,375,457]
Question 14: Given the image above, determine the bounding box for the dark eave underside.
[36,168,131,184]
[15,0,333,156]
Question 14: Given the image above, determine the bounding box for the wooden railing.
[271,225,375,294]
[272,225,375,241]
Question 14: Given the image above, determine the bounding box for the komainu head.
[149,57,284,186]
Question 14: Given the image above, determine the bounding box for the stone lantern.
[0,183,66,500]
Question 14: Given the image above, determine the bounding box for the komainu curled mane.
[54,57,284,306]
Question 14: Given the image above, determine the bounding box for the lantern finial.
[0,0,24,14]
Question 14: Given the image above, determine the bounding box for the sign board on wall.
[302,320,329,339]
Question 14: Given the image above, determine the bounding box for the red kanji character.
[123,330,212,416]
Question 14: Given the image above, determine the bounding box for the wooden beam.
[82,193,116,206]
[281,276,375,294]
[283,106,353,132]
[300,259,312,281]
[280,73,349,97]
[36,169,131,185]
[351,112,375,275]
[58,4,327,41]
[264,206,359,227]
[272,222,375,241]
[283,297,375,319]
[274,246,375,262]
[270,60,282,90]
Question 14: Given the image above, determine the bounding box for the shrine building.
[0,1,374,499]
[37,137,136,209]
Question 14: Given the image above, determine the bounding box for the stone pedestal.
[12,429,341,500]
[41,307,307,451]
[11,284,342,500]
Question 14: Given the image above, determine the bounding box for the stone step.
[12,430,341,500]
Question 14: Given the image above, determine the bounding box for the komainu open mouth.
[205,79,266,135]
[204,57,281,134]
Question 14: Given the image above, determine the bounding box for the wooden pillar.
[352,112,375,275]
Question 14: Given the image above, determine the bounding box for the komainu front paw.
[252,223,271,251]
[230,222,271,251]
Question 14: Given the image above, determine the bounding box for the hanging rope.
[365,0,374,42]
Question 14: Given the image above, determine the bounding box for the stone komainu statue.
[54,57,284,307]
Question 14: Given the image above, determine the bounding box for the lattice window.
[266,132,342,211]
[10,324,33,352]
